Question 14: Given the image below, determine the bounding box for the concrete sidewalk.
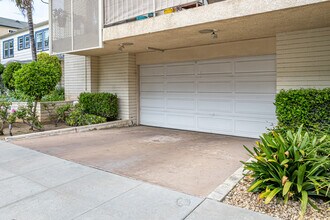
[0,141,274,220]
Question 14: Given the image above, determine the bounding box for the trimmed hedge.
[275,88,330,130]
[78,92,118,120]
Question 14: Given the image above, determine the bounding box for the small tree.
[14,54,62,128]
[2,62,22,91]
[0,64,5,94]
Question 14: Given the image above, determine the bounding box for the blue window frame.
[17,34,30,51]
[3,39,14,59]
[35,28,49,51]
[18,36,24,51]
[24,34,30,49]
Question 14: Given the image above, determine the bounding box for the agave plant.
[243,126,330,219]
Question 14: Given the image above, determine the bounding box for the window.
[3,39,14,59]
[44,29,49,50]
[35,28,49,51]
[18,36,24,50]
[36,31,43,51]
[24,35,30,49]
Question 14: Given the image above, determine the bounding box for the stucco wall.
[276,27,330,91]
[136,37,276,65]
[98,53,137,122]
[64,54,91,100]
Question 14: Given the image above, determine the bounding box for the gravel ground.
[223,176,330,220]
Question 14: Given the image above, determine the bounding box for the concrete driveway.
[13,126,254,197]
[0,142,274,220]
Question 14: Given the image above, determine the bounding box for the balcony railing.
[104,0,207,26]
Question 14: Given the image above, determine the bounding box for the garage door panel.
[197,99,233,113]
[140,111,166,126]
[167,64,195,76]
[235,93,275,101]
[140,75,164,83]
[198,62,232,74]
[141,97,165,109]
[167,98,195,111]
[140,55,276,138]
[166,114,195,129]
[235,101,275,115]
[235,75,276,82]
[235,81,276,94]
[167,82,195,93]
[198,81,233,93]
[235,119,275,137]
[235,59,276,73]
[197,117,233,133]
[140,66,164,76]
[141,82,164,92]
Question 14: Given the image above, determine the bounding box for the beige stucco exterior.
[136,37,276,65]
[276,27,330,91]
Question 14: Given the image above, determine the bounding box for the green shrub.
[243,126,330,218]
[15,102,42,130]
[41,87,65,102]
[55,103,73,124]
[0,64,4,94]
[0,64,4,75]
[14,61,61,101]
[2,62,22,91]
[65,105,106,126]
[78,92,118,120]
[275,89,330,131]
[0,101,12,135]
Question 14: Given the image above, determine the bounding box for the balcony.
[104,0,212,27]
[50,0,328,55]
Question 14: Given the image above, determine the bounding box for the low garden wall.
[11,101,73,123]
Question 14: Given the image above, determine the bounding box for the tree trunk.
[26,4,37,61]
[31,100,38,130]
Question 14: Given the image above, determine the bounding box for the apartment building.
[50,0,330,138]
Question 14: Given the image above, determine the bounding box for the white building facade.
[0,21,49,65]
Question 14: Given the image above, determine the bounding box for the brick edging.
[5,120,132,142]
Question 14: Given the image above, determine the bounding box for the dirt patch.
[224,177,330,220]
[0,122,70,140]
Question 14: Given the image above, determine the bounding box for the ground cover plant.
[243,126,329,219]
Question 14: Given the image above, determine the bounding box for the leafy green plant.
[41,87,65,102]
[15,102,42,131]
[0,64,4,75]
[78,92,118,120]
[0,102,12,135]
[275,89,330,131]
[14,54,61,128]
[0,64,5,94]
[65,104,106,126]
[2,62,22,91]
[243,126,329,219]
[54,103,73,125]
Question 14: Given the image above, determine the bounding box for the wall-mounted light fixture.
[147,47,165,52]
[118,42,134,52]
[199,29,219,39]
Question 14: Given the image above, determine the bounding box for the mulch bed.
[0,122,70,140]
[223,176,330,220]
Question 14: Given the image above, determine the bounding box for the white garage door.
[140,55,277,138]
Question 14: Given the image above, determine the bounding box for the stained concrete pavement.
[13,126,255,197]
[0,141,274,220]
